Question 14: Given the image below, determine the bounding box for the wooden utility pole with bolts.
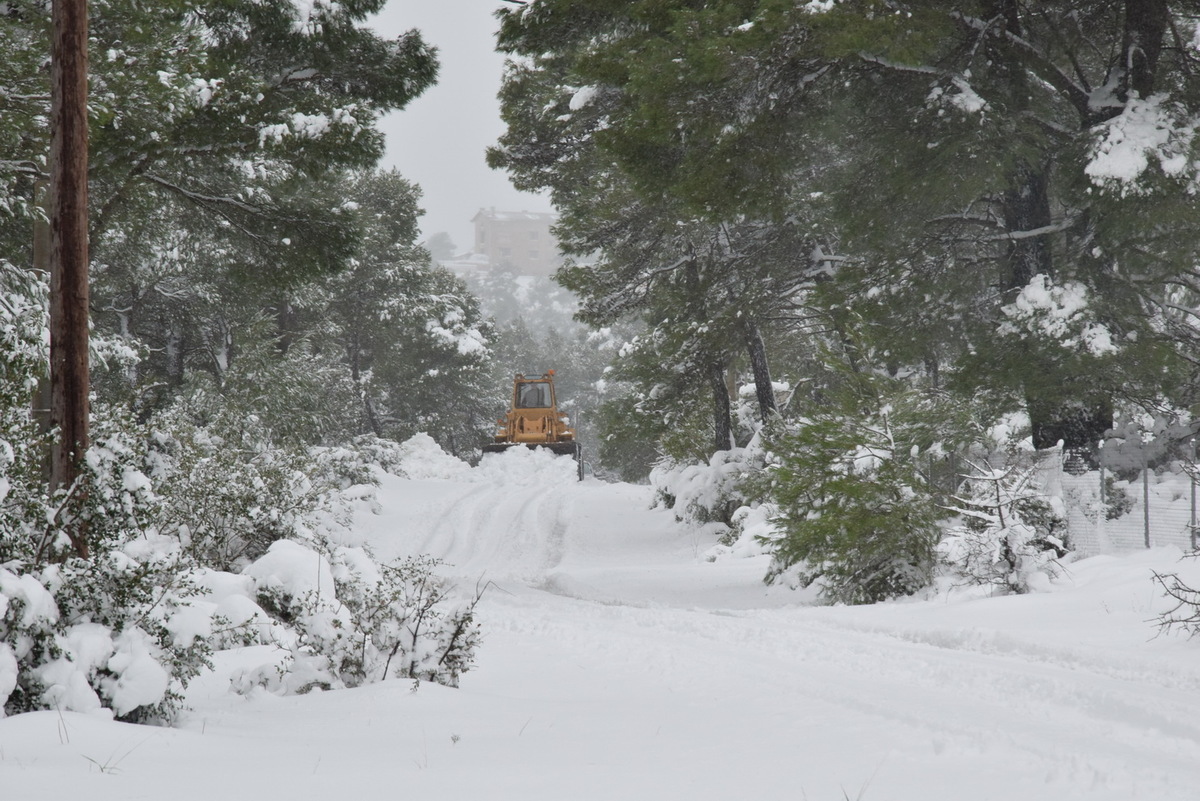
[49,0,91,559]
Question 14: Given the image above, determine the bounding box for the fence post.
[1143,452,1151,549]
[1192,439,1197,551]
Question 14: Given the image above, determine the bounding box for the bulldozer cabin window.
[517,383,551,408]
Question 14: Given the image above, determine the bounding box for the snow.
[568,85,598,111]
[4,449,1200,799]
[392,432,474,480]
[243,539,337,602]
[101,629,171,718]
[0,568,59,627]
[425,316,488,357]
[930,77,988,114]
[1001,273,1118,356]
[1086,94,1198,194]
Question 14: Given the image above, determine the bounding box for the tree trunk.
[708,357,733,452]
[208,316,233,381]
[275,296,296,356]
[1000,161,1053,294]
[742,318,777,423]
[1121,0,1169,100]
[48,0,90,558]
[1001,161,1112,453]
[347,333,383,437]
[165,321,185,387]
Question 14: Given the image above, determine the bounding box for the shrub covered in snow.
[0,267,211,722]
[233,541,482,693]
[0,261,486,722]
[148,401,319,572]
[939,457,1067,594]
[651,446,764,535]
[0,419,212,722]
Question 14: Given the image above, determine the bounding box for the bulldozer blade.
[543,441,581,458]
[480,441,583,479]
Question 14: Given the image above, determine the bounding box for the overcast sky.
[369,1,553,252]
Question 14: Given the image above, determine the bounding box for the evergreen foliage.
[760,371,960,604]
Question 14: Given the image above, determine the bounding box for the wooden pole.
[49,0,91,558]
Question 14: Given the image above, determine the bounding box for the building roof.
[471,208,556,223]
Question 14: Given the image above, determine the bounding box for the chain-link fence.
[1039,449,1198,556]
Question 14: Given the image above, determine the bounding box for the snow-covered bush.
[651,445,763,532]
[148,399,319,571]
[1101,409,1195,476]
[0,266,208,722]
[234,541,482,693]
[313,436,411,488]
[704,502,776,561]
[0,422,212,722]
[202,326,368,449]
[939,458,1067,593]
[0,261,485,716]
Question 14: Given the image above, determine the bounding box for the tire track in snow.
[404,478,576,582]
[484,588,1200,799]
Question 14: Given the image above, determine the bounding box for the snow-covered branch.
[986,216,1078,242]
[143,173,266,216]
[0,159,43,177]
[857,52,943,77]
[927,213,1003,229]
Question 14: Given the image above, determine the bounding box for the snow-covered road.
[4,446,1200,800]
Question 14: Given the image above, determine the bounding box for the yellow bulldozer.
[483,371,582,479]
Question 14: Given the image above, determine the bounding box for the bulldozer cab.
[515,380,553,409]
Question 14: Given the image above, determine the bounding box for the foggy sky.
[369,1,553,253]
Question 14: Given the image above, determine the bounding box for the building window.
[500,247,512,257]
[529,230,539,239]
[529,250,539,259]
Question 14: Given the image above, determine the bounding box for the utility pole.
[49,0,91,559]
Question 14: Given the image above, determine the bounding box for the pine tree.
[491,0,832,459]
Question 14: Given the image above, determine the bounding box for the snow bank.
[475,444,579,486]
[393,433,474,481]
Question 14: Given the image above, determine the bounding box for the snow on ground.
[4,444,1200,800]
